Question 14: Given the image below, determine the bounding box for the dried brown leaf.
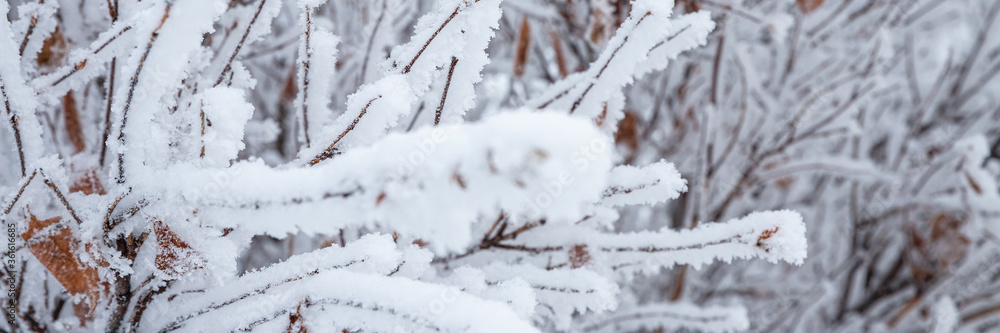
[62,91,85,154]
[756,227,779,249]
[154,221,204,278]
[70,167,106,195]
[513,17,531,77]
[568,244,591,268]
[548,29,569,78]
[285,301,308,333]
[589,8,609,44]
[21,213,103,313]
[615,111,638,150]
[965,171,983,194]
[37,27,67,70]
[796,0,824,14]
[281,65,298,103]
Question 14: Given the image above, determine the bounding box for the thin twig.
[567,13,651,114]
[215,0,269,86]
[434,57,459,125]
[308,96,382,166]
[358,0,387,86]
[50,25,132,87]
[299,6,313,147]
[161,259,365,332]
[1,82,27,177]
[38,170,83,225]
[101,58,116,166]
[116,7,171,183]
[2,170,37,215]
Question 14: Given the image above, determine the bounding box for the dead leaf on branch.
[796,0,824,14]
[37,26,68,71]
[285,300,308,333]
[755,227,779,250]
[568,244,591,268]
[513,16,531,77]
[615,111,638,151]
[70,167,106,195]
[62,91,85,154]
[153,221,205,279]
[20,212,103,315]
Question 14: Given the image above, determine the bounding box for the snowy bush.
[6,0,1000,332]
[0,0,810,332]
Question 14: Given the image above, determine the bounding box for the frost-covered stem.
[1,169,35,215]
[398,4,464,74]
[307,96,381,166]
[490,233,764,257]
[403,8,459,74]
[707,78,870,222]
[39,170,83,224]
[536,11,652,111]
[1,83,26,176]
[199,101,206,157]
[434,56,459,125]
[49,24,133,87]
[709,32,723,106]
[100,58,116,166]
[947,0,1000,104]
[103,190,129,231]
[161,260,364,332]
[108,239,134,333]
[105,0,118,21]
[583,311,733,332]
[215,0,269,87]
[568,12,651,114]
[127,281,172,333]
[300,6,313,147]
[18,0,45,56]
[358,0,387,86]
[100,5,120,166]
[116,8,171,183]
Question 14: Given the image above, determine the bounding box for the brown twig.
[308,96,382,166]
[38,170,83,225]
[567,13,651,114]
[100,58,116,166]
[50,25,132,87]
[299,7,313,147]
[161,259,365,331]
[19,2,44,57]
[357,0,387,87]
[400,5,463,74]
[434,57,459,125]
[1,82,27,177]
[3,170,37,215]
[215,0,269,87]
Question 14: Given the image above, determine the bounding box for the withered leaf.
[615,112,639,151]
[21,213,102,313]
[154,221,204,278]
[70,168,106,196]
[62,91,85,154]
[285,301,308,333]
[513,17,531,77]
[796,0,824,14]
[568,244,591,269]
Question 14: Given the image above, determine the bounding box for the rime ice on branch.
[0,0,808,332]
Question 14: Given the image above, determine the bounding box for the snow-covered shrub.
[0,0,809,332]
